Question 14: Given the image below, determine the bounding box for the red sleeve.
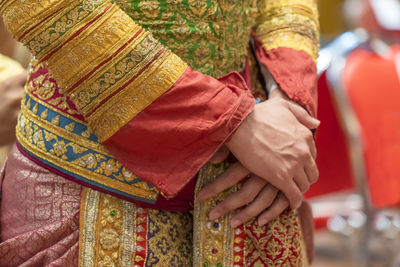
[251,31,318,117]
[104,68,255,198]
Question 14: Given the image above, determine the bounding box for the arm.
[253,0,319,116]
[0,0,254,198]
[199,0,320,225]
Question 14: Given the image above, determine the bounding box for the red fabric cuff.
[252,32,318,117]
[103,67,255,198]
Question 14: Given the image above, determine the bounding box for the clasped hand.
[198,89,320,227]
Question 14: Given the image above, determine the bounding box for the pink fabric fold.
[0,145,81,267]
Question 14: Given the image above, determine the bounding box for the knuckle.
[294,192,303,204]
[240,209,253,219]
[297,147,309,160]
[304,130,313,140]
[302,183,310,192]
[215,201,228,211]
[312,169,319,183]
[263,195,275,207]
[242,192,255,204]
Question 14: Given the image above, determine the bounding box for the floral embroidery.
[17,88,159,203]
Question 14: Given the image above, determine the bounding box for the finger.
[293,168,310,192]
[209,175,266,221]
[300,125,317,160]
[209,146,230,164]
[304,157,319,184]
[279,180,303,210]
[257,193,290,226]
[309,137,317,160]
[287,101,320,129]
[230,183,279,227]
[197,162,250,200]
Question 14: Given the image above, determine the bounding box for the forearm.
[254,0,320,116]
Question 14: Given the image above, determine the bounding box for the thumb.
[209,146,230,164]
[287,102,320,129]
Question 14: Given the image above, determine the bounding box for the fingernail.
[231,219,241,228]
[209,211,220,221]
[258,219,266,226]
[197,191,207,201]
[312,118,321,125]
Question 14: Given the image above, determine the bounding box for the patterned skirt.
[0,145,310,266]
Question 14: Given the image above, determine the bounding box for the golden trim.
[1,0,67,38]
[89,51,187,142]
[256,0,320,61]
[22,0,109,59]
[3,0,188,142]
[20,100,106,154]
[79,187,100,267]
[17,103,158,200]
[193,163,237,266]
[71,30,158,112]
[79,188,138,267]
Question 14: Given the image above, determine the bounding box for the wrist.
[269,87,289,100]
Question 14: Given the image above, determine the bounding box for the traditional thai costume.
[0,0,319,266]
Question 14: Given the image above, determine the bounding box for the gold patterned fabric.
[16,59,160,204]
[0,0,319,266]
[0,0,187,142]
[115,0,258,78]
[194,163,309,267]
[255,0,320,61]
[79,188,193,266]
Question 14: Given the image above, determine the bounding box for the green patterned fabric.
[114,0,258,77]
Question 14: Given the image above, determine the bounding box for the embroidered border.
[194,163,237,267]
[2,0,188,142]
[79,188,148,267]
[17,91,159,203]
[256,0,319,61]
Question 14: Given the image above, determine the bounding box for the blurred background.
[1,0,400,266]
[308,0,400,266]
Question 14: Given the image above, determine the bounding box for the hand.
[198,161,289,227]
[224,89,319,209]
[0,71,26,146]
[208,146,230,164]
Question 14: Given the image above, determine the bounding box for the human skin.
[0,72,26,146]
[199,88,319,227]
[0,17,17,57]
